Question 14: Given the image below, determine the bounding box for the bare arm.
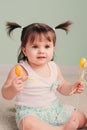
[1,66,24,100]
[56,65,84,96]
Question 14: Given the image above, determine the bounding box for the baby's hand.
[73,81,85,94]
[11,76,24,93]
[69,81,85,95]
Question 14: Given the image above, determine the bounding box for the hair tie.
[21,26,24,29]
[52,27,55,31]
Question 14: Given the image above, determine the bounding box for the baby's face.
[22,35,55,67]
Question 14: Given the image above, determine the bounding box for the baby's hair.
[6,20,72,62]
[55,20,72,33]
[6,21,72,36]
[6,22,21,37]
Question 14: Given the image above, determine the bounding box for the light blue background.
[0,0,87,66]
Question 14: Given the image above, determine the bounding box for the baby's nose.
[38,47,45,53]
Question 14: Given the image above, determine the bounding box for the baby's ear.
[22,47,26,56]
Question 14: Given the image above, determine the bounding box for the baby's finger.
[16,79,23,84]
[77,87,84,93]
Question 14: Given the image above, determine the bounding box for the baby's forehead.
[29,37,51,45]
[28,32,54,43]
[34,34,48,41]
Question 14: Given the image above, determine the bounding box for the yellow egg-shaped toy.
[80,58,86,69]
[15,65,22,76]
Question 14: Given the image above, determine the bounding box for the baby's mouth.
[37,56,46,59]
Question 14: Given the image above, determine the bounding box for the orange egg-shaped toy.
[15,65,22,76]
[80,58,86,69]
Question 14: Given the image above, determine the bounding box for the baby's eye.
[32,45,38,48]
[45,45,50,48]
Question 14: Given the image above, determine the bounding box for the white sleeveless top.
[15,61,58,107]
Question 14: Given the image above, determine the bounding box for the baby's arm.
[56,65,85,95]
[1,66,24,100]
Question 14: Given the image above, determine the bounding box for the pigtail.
[55,21,72,33]
[6,22,22,36]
